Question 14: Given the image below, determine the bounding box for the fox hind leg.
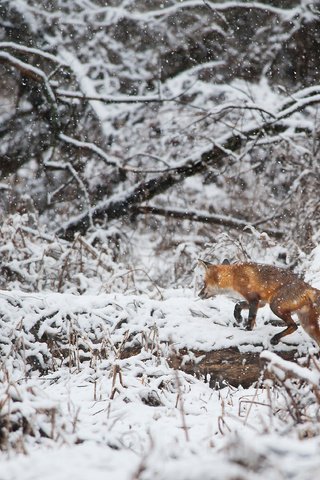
[297,306,320,346]
[269,297,298,345]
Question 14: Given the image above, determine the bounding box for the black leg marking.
[270,322,298,345]
[234,301,249,324]
[270,333,281,345]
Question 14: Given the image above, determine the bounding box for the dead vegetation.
[0,284,318,453]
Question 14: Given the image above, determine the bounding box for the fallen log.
[168,346,298,388]
[120,344,299,388]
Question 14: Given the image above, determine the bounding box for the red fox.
[198,259,320,346]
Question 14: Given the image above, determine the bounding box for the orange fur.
[198,260,320,346]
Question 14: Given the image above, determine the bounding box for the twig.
[60,134,176,174]
[174,370,190,442]
[106,268,163,300]
[45,159,93,227]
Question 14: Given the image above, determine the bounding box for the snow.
[0,42,66,65]
[1,365,320,480]
[0,288,309,355]
[261,350,320,385]
[0,285,318,479]
[1,0,320,477]
[58,49,113,138]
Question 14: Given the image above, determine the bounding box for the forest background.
[0,1,320,479]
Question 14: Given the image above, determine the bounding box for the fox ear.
[198,259,212,270]
[222,258,230,265]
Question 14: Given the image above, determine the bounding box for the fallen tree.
[123,345,298,388]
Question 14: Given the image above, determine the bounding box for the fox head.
[198,259,230,299]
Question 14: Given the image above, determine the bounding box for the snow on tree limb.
[0,51,55,99]
[59,134,121,168]
[262,350,320,386]
[277,93,320,120]
[0,41,67,65]
[56,89,162,104]
[55,128,262,240]
[134,206,283,239]
[55,79,320,242]
[55,77,320,242]
[55,141,231,240]
[146,0,302,18]
[58,49,114,138]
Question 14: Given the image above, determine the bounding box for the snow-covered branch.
[55,90,318,241]
[0,41,67,65]
[262,351,320,386]
[0,51,55,99]
[277,92,320,120]
[56,89,162,104]
[135,205,283,239]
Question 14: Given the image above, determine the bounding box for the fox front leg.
[234,301,249,323]
[234,299,259,330]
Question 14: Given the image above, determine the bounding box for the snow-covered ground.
[0,287,319,480]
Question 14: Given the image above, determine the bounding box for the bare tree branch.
[56,89,163,104]
[0,41,67,66]
[134,205,283,239]
[55,102,314,241]
[56,140,234,240]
